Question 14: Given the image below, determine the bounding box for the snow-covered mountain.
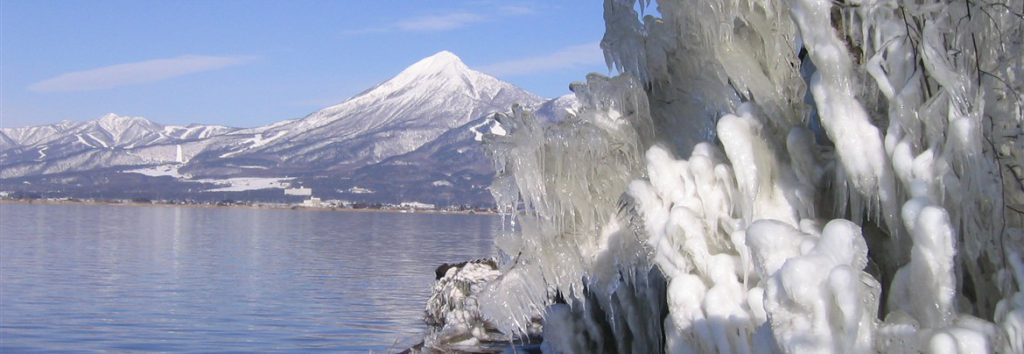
[0,51,555,206]
[0,114,238,177]
[1,113,235,151]
[183,51,542,175]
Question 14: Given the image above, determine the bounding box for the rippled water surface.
[0,203,497,352]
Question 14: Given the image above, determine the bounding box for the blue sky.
[0,1,608,128]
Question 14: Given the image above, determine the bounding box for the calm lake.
[0,203,498,352]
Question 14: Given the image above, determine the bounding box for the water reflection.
[0,203,496,352]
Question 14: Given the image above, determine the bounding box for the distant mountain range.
[0,51,578,207]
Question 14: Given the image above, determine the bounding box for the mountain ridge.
[0,51,570,206]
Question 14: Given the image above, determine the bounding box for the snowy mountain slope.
[533,94,580,123]
[0,113,241,170]
[162,124,236,140]
[0,120,78,148]
[0,133,15,151]
[0,136,227,179]
[184,51,543,174]
[333,95,580,206]
[335,117,499,205]
[2,114,200,149]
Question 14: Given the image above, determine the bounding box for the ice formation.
[467,0,1024,353]
[421,259,506,350]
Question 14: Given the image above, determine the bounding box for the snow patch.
[201,177,293,192]
[125,164,189,179]
[75,134,95,148]
[469,120,491,142]
[489,123,506,136]
[86,133,109,148]
[218,131,288,158]
[347,186,374,194]
[125,164,291,192]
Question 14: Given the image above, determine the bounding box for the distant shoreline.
[0,198,500,216]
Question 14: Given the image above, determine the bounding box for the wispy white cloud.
[396,12,486,31]
[29,55,254,93]
[497,5,536,16]
[343,5,537,36]
[479,43,605,77]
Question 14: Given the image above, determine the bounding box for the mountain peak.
[282,49,542,141]
[93,113,160,137]
[421,50,463,65]
[97,113,144,124]
[398,50,469,78]
[427,50,460,62]
[99,113,124,121]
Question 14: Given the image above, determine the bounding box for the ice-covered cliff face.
[479,0,1023,352]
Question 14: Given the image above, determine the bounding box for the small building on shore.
[302,197,322,208]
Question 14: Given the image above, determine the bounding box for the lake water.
[0,203,498,352]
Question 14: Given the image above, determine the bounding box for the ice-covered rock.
[421,259,508,350]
